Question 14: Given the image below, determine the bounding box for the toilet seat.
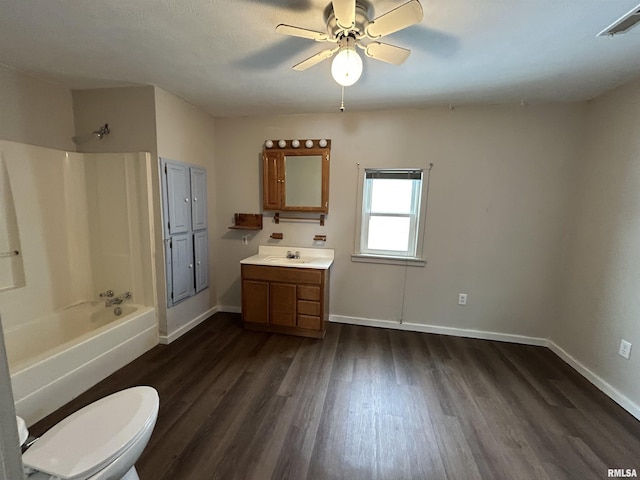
[22,386,159,480]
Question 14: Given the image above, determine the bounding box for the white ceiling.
[1,0,639,117]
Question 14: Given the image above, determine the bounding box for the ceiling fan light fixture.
[331,36,363,86]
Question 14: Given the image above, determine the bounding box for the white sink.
[262,256,317,265]
[241,246,334,270]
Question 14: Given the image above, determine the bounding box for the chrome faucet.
[286,251,301,259]
[104,291,131,307]
[105,297,122,307]
[99,290,114,298]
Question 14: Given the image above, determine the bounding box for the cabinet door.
[164,161,192,235]
[190,167,207,231]
[262,151,283,210]
[270,283,297,326]
[194,231,208,293]
[169,233,195,304]
[242,280,269,324]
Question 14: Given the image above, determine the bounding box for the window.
[356,169,424,263]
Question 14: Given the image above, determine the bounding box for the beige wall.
[154,87,217,337]
[214,104,586,338]
[554,78,640,406]
[72,86,157,154]
[0,64,75,151]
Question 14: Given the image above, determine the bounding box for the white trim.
[547,340,640,421]
[329,315,547,346]
[159,306,217,344]
[217,305,242,313]
[328,314,640,420]
[351,254,426,267]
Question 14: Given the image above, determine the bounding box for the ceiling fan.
[276,0,424,87]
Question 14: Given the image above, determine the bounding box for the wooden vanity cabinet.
[241,264,330,338]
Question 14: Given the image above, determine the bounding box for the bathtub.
[6,302,158,425]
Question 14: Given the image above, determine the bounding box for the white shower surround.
[0,140,158,425]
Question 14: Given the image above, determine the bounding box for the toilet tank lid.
[22,386,159,480]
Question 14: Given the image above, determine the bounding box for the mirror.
[262,140,330,213]
[285,155,322,208]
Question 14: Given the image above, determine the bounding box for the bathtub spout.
[105,291,131,307]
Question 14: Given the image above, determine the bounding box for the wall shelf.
[229,213,263,230]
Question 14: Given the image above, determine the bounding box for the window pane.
[367,216,410,252]
[370,179,413,214]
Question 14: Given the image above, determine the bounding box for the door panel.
[170,233,195,303]
[194,231,208,293]
[190,167,207,231]
[165,162,191,234]
[270,283,296,326]
[242,280,269,324]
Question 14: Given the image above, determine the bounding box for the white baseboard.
[329,314,640,421]
[329,314,548,346]
[547,340,640,421]
[217,305,241,314]
[159,306,218,345]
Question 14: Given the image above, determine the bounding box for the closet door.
[194,231,208,293]
[170,233,195,304]
[164,161,192,235]
[190,167,207,231]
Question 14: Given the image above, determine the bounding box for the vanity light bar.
[264,139,330,149]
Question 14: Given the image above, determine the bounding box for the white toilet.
[18,386,159,480]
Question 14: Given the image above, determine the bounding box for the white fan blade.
[366,0,424,39]
[365,42,411,65]
[276,24,329,42]
[332,0,356,29]
[293,47,339,71]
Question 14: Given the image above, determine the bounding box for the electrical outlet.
[458,293,467,305]
[242,235,248,246]
[619,340,632,359]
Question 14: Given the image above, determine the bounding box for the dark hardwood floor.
[32,313,640,480]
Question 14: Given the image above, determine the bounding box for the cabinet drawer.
[298,300,320,316]
[297,285,320,301]
[298,315,321,330]
[242,265,322,285]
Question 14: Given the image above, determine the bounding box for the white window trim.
[352,167,427,267]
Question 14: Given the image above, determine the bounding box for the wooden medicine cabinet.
[263,139,330,213]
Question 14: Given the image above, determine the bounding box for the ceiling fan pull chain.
[340,85,345,112]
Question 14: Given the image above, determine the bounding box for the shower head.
[93,123,110,139]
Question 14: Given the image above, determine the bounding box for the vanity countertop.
[241,245,334,270]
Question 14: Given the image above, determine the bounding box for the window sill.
[351,253,426,267]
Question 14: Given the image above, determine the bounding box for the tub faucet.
[105,297,122,307]
[105,291,131,307]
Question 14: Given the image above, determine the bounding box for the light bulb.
[331,46,363,87]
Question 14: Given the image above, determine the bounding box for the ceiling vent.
[598,4,640,36]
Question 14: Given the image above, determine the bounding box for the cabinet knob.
[193,197,197,202]
[189,264,193,268]
[197,261,201,265]
[185,198,190,203]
